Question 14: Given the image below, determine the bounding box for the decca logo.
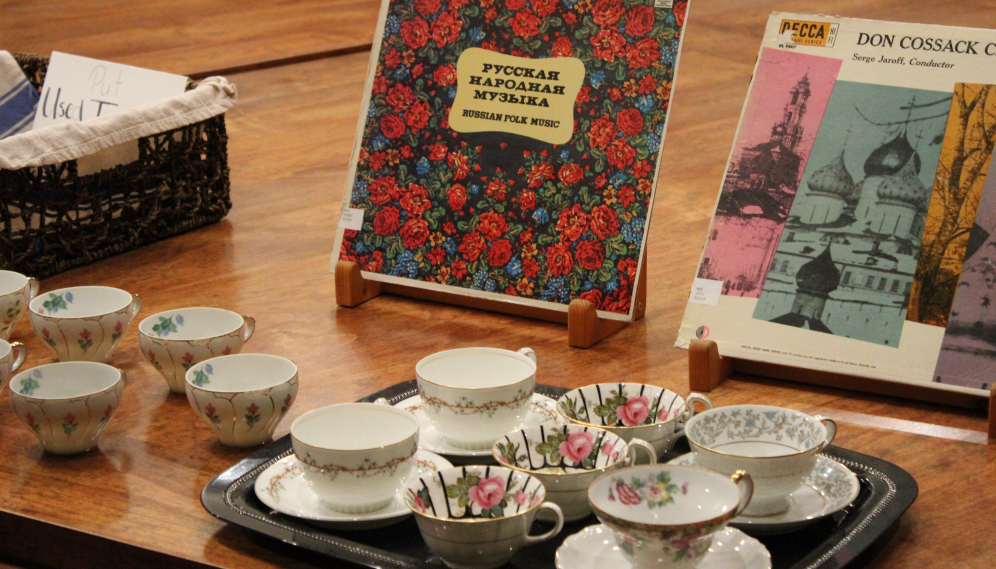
[779,19,839,47]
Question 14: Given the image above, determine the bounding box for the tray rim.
[201,380,919,569]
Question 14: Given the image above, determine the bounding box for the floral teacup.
[0,339,26,393]
[685,404,836,516]
[589,465,753,569]
[416,347,537,450]
[292,403,419,513]
[185,354,298,448]
[139,307,255,393]
[0,270,38,340]
[8,362,125,454]
[556,383,713,457]
[405,465,564,569]
[29,286,142,362]
[493,423,657,522]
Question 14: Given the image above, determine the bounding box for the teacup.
[0,270,38,340]
[8,362,125,454]
[29,286,142,362]
[0,339,26,393]
[405,465,565,569]
[684,404,837,516]
[139,307,255,393]
[556,383,713,457]
[292,403,419,513]
[416,347,536,450]
[185,354,298,448]
[493,423,657,522]
[589,465,753,569]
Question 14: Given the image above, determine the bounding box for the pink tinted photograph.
[698,48,842,297]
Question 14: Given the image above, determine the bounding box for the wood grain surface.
[0,0,380,78]
[1,0,995,568]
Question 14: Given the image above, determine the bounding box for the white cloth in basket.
[0,76,237,170]
[0,51,39,140]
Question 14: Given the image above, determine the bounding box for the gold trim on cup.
[138,307,249,342]
[404,466,549,524]
[555,384,686,430]
[588,465,749,533]
[491,424,637,478]
[684,405,831,460]
[415,347,537,391]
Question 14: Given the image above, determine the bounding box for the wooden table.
[1,1,994,568]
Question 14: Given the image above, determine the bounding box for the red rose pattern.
[448,184,467,209]
[616,108,644,137]
[576,240,605,271]
[341,0,685,314]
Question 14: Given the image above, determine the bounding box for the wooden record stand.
[687,338,996,440]
[334,252,647,348]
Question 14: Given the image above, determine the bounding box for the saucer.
[667,453,860,535]
[254,449,453,530]
[395,393,567,458]
[556,525,771,569]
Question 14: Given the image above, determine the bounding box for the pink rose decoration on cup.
[658,407,678,421]
[413,495,428,513]
[514,491,529,506]
[618,395,651,426]
[601,441,615,458]
[558,431,595,463]
[615,482,642,505]
[469,476,507,509]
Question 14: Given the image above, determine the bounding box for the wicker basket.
[0,53,232,278]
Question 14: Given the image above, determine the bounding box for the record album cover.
[332,0,690,321]
[679,13,996,395]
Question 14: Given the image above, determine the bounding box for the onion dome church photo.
[716,74,810,221]
[753,86,948,347]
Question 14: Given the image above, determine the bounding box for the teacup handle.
[517,347,537,364]
[674,393,714,439]
[26,277,40,301]
[127,294,143,319]
[624,438,658,466]
[817,417,837,450]
[524,502,564,545]
[240,315,256,343]
[730,470,754,518]
[9,342,25,373]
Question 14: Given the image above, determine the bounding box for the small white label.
[339,208,365,231]
[654,0,673,9]
[689,278,723,306]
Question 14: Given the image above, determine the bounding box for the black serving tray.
[202,380,918,569]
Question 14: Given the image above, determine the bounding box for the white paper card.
[338,208,365,231]
[688,279,723,306]
[32,52,188,129]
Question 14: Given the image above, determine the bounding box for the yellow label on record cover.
[779,19,839,47]
[449,48,584,145]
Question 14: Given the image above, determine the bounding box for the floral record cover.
[331,0,690,321]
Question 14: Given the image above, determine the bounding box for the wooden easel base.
[688,339,996,439]
[334,259,646,348]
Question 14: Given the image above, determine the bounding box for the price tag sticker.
[689,278,723,306]
[338,208,365,231]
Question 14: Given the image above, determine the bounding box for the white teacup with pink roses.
[405,465,564,569]
[493,423,657,522]
[556,384,713,458]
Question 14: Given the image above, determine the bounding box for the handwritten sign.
[32,52,188,129]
